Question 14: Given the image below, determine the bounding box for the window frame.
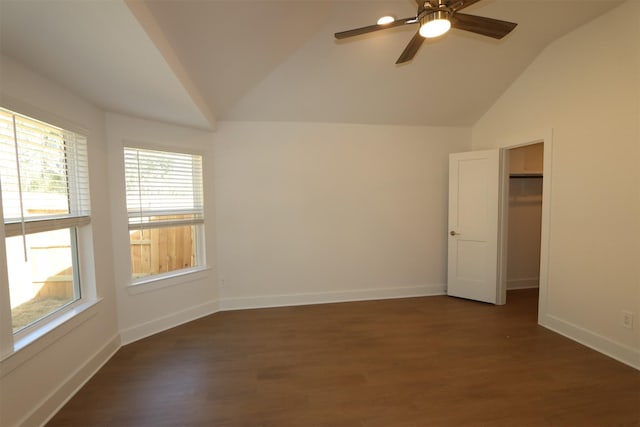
[122,143,207,286]
[0,105,98,360]
[8,227,82,338]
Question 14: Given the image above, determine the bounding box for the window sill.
[127,267,211,295]
[0,298,103,378]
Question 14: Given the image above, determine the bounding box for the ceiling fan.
[334,0,517,64]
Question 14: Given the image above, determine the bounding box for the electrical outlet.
[622,311,634,329]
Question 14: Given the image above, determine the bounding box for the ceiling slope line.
[125,0,216,131]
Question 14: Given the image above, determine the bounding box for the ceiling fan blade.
[335,16,417,39]
[448,0,483,12]
[396,31,425,64]
[451,13,517,39]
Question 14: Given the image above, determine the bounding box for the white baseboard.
[541,314,640,371]
[119,300,220,345]
[507,277,539,290]
[219,284,445,311]
[19,334,121,427]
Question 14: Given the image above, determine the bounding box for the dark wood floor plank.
[47,290,640,426]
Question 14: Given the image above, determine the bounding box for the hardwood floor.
[47,290,640,426]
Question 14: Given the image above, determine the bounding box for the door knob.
[450,230,459,236]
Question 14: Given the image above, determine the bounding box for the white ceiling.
[0,0,625,129]
[0,0,211,129]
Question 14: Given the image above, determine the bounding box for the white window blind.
[124,147,204,230]
[0,108,90,238]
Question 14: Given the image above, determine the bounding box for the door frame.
[495,129,553,324]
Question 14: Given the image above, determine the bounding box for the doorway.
[503,143,544,314]
[498,135,552,323]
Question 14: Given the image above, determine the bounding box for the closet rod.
[509,174,543,179]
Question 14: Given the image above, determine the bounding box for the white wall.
[473,0,640,367]
[0,56,120,426]
[106,113,219,344]
[106,116,470,333]
[213,121,470,308]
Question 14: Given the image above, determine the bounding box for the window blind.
[0,108,91,237]
[124,147,204,230]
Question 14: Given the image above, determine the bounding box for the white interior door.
[447,149,502,304]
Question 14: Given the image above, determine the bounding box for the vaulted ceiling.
[0,0,625,130]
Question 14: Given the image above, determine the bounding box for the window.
[124,147,205,281]
[0,107,90,335]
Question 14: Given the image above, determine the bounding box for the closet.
[507,143,543,290]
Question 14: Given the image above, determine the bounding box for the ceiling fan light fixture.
[377,15,395,25]
[419,11,451,38]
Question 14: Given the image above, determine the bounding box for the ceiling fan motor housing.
[419,10,452,38]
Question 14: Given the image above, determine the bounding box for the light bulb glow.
[377,15,395,25]
[419,18,451,38]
